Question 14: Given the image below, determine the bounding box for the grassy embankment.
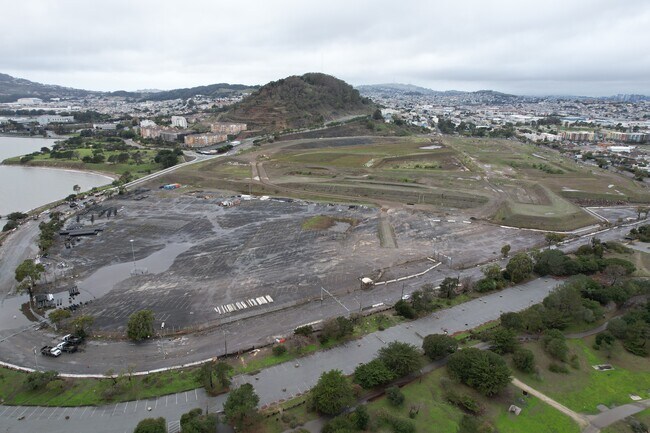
[3,147,160,178]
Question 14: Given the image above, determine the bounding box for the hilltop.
[219,73,376,132]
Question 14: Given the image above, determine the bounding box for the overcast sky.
[1,0,649,96]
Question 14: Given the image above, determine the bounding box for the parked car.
[62,334,83,344]
[40,346,61,357]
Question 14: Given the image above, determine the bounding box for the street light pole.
[223,329,228,356]
[129,239,136,271]
[33,347,39,371]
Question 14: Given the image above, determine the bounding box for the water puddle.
[75,242,193,299]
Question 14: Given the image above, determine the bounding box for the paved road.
[0,219,40,296]
[586,398,650,432]
[0,277,558,432]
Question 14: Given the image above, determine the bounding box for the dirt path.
[378,213,397,248]
[511,377,590,429]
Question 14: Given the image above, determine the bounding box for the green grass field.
[0,367,201,407]
[161,134,650,230]
[511,336,650,414]
[366,368,580,433]
[4,148,161,177]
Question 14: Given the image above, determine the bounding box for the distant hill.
[0,73,94,102]
[357,83,523,104]
[219,73,376,131]
[0,72,256,103]
[142,83,257,101]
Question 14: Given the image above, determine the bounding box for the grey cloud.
[1,0,648,95]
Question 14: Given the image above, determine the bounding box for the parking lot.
[44,191,545,333]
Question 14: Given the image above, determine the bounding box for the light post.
[33,347,39,371]
[223,329,228,356]
[129,239,136,271]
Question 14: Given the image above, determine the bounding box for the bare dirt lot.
[46,190,545,333]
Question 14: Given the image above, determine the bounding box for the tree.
[200,360,232,394]
[489,328,518,354]
[372,109,383,121]
[500,312,524,331]
[545,232,566,247]
[71,314,94,338]
[439,277,459,299]
[311,370,354,415]
[48,309,71,328]
[378,341,423,377]
[353,358,395,389]
[447,348,511,396]
[127,309,155,341]
[133,417,166,433]
[506,252,534,283]
[482,264,503,281]
[15,259,45,301]
[422,334,458,360]
[180,408,218,433]
[501,244,511,258]
[512,348,536,373]
[73,184,81,194]
[223,384,260,430]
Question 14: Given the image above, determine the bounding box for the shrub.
[394,299,417,319]
[548,363,569,374]
[294,325,313,336]
[272,345,287,356]
[386,385,405,406]
[512,348,536,373]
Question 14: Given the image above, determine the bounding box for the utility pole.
[401,283,405,300]
[129,239,136,271]
[33,347,39,371]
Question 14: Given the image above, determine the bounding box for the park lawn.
[366,367,580,433]
[5,148,161,177]
[512,336,650,414]
[494,395,580,433]
[0,366,201,407]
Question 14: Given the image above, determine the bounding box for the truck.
[40,346,61,357]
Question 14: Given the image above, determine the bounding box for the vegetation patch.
[301,215,358,230]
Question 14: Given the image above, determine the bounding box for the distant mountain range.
[0,72,257,103]
[1,72,647,106]
[219,73,376,132]
[356,83,650,103]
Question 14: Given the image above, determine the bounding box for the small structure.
[508,405,522,416]
[360,277,374,290]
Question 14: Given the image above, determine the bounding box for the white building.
[16,97,43,105]
[171,116,188,128]
[140,119,156,128]
[36,115,74,126]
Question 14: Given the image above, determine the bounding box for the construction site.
[45,189,546,334]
